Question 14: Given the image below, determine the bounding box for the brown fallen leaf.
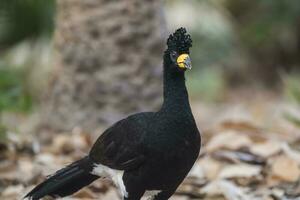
[250,140,282,158]
[101,188,120,200]
[2,184,25,199]
[218,164,261,179]
[201,180,252,200]
[281,143,300,164]
[51,134,74,154]
[176,183,204,199]
[206,131,252,152]
[73,188,97,199]
[188,161,205,179]
[198,157,222,180]
[219,121,260,132]
[0,160,18,182]
[18,158,35,182]
[270,155,300,182]
[49,132,89,155]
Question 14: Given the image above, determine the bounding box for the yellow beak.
[177,54,192,70]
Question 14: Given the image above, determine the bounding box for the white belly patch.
[91,163,128,198]
[91,164,162,200]
[142,190,161,200]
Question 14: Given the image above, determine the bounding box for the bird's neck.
[161,53,191,113]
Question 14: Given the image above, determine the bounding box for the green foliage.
[0,67,32,112]
[283,113,300,128]
[227,0,300,53]
[0,0,52,113]
[283,74,300,104]
[0,123,7,143]
[282,73,300,127]
[0,0,55,49]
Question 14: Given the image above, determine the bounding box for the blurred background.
[0,0,300,132]
[1,0,300,199]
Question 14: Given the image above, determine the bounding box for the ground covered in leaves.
[1,93,300,200]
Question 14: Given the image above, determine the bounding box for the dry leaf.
[206,131,252,152]
[271,155,300,182]
[73,188,97,199]
[220,121,259,132]
[2,184,24,199]
[18,158,35,182]
[101,189,120,200]
[218,164,261,179]
[188,161,205,179]
[281,143,300,164]
[51,134,74,154]
[176,184,203,199]
[201,180,253,200]
[198,157,222,180]
[250,140,282,158]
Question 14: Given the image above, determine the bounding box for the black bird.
[25,28,201,200]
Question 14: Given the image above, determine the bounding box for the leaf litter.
[1,99,300,200]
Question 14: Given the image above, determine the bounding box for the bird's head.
[165,27,193,71]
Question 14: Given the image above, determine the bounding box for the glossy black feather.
[89,112,153,170]
[24,156,98,200]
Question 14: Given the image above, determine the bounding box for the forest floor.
[1,90,300,200]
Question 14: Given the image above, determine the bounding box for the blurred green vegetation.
[0,0,55,50]
[284,74,300,104]
[0,0,54,121]
[283,74,300,127]
[0,0,54,134]
[0,67,32,113]
[228,0,300,45]
[0,66,32,139]
[0,0,300,109]
[0,124,6,143]
[225,0,300,84]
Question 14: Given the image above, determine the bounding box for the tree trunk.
[41,0,166,133]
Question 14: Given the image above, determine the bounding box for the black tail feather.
[24,156,99,200]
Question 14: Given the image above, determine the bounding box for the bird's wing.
[89,113,153,171]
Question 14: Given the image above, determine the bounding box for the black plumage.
[25,27,201,200]
[25,157,98,199]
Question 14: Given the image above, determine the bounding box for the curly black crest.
[167,27,192,53]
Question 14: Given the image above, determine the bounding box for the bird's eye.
[170,51,177,62]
